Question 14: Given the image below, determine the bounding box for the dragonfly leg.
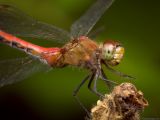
[73,95,91,119]
[88,72,104,98]
[73,75,90,96]
[103,62,135,80]
[101,69,117,91]
[73,75,91,118]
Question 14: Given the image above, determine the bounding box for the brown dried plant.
[90,83,148,120]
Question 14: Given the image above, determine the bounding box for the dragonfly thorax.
[101,40,124,66]
[60,36,100,69]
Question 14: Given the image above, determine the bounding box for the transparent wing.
[88,26,105,39]
[0,4,71,44]
[71,0,115,38]
[0,57,51,87]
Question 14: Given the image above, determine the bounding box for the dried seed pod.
[91,83,148,120]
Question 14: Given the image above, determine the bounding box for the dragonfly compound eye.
[102,40,124,66]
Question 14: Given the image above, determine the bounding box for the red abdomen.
[0,30,61,66]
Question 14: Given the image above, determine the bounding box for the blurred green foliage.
[0,0,159,119]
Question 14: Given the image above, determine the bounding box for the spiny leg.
[88,72,104,98]
[101,69,117,91]
[74,96,91,118]
[88,72,96,95]
[93,73,104,98]
[101,69,112,88]
[73,75,91,118]
[73,75,90,96]
[103,62,135,79]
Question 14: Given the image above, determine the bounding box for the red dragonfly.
[0,0,133,99]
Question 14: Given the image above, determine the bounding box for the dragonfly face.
[101,40,125,66]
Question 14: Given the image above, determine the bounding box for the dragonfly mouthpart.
[101,40,124,66]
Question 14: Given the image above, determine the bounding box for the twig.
[90,83,148,120]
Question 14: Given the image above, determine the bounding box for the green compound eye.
[103,44,114,60]
[102,40,124,66]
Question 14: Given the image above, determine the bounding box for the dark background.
[0,0,159,119]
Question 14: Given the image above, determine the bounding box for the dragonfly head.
[101,40,124,66]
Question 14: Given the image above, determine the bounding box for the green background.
[0,0,159,119]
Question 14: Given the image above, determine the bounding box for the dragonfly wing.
[70,0,115,38]
[0,57,51,87]
[0,4,71,44]
[88,26,105,39]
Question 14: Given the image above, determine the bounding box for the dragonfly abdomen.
[0,30,42,56]
[0,30,63,67]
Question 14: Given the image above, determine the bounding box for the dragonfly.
[0,0,133,113]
